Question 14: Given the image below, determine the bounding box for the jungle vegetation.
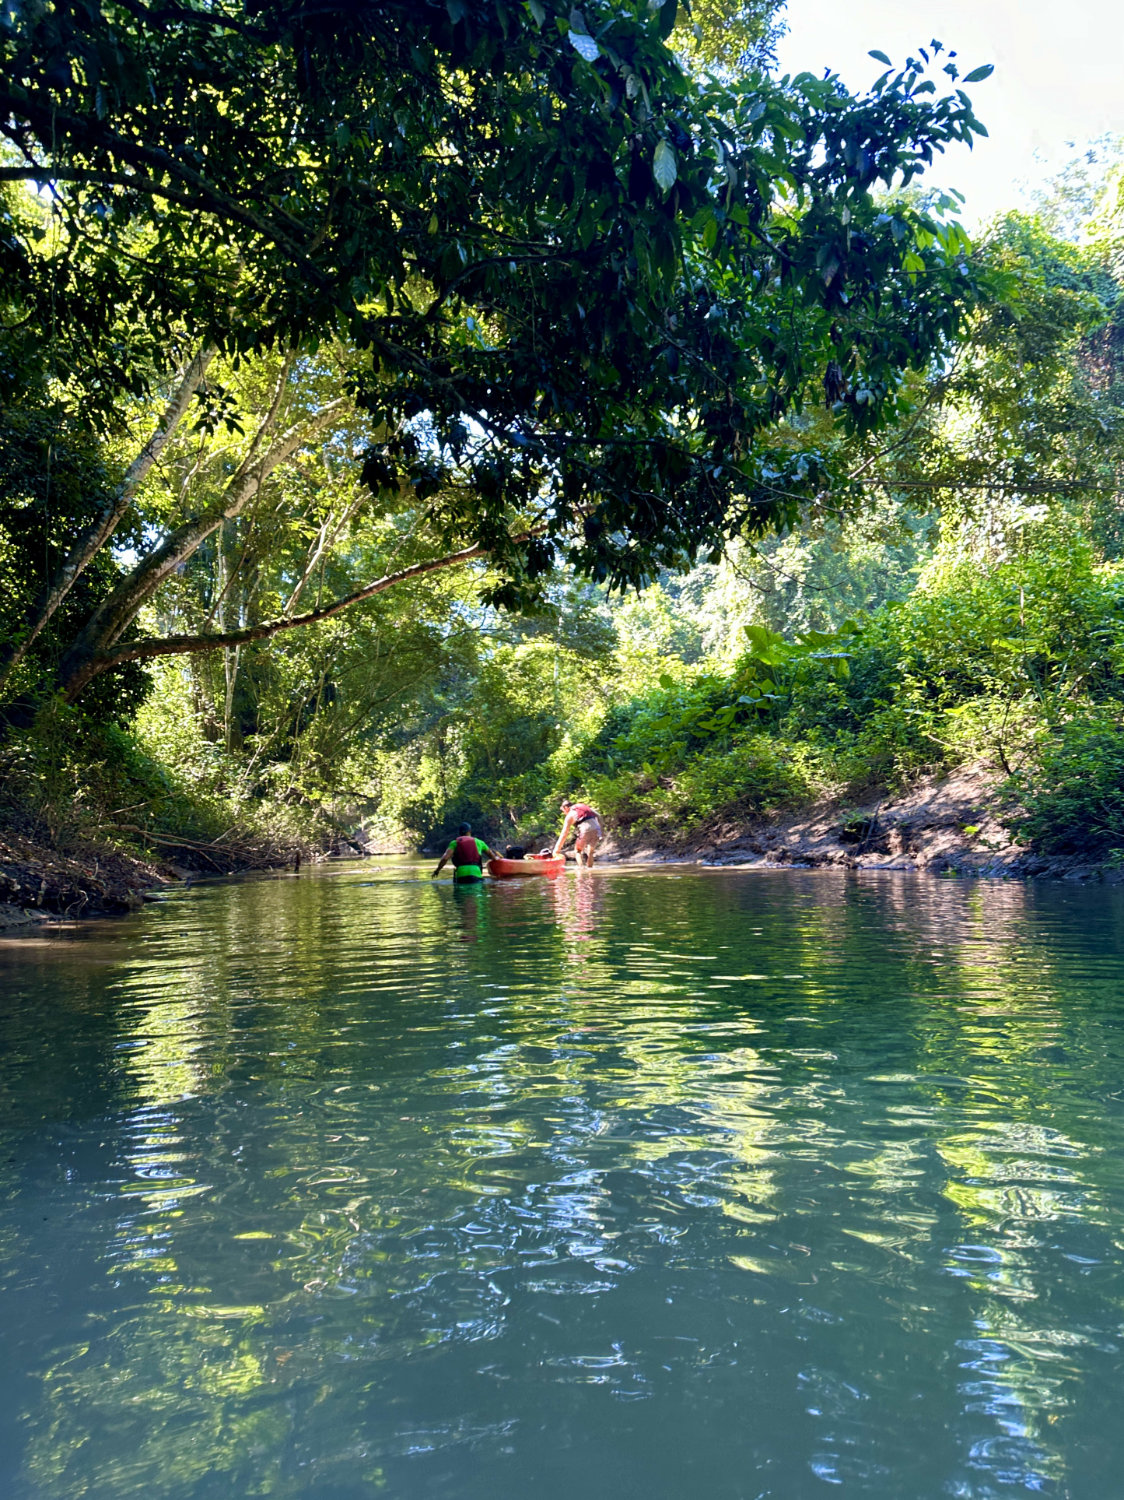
[2,1,1123,863]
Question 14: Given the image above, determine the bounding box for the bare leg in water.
[575,821,602,867]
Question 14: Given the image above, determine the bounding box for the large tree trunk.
[0,343,216,696]
[57,395,346,700]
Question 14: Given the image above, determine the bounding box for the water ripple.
[2,866,1124,1499]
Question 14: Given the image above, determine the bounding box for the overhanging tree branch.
[76,521,555,679]
[0,89,319,267]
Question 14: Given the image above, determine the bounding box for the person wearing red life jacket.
[552,798,603,867]
[431,823,499,882]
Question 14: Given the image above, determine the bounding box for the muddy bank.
[597,765,1123,882]
[0,812,308,930]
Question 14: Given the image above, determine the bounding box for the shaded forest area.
[2,0,1123,910]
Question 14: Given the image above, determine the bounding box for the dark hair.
[457,822,471,835]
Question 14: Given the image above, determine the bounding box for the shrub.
[1006,714,1124,856]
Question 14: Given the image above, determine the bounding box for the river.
[2,863,1123,1498]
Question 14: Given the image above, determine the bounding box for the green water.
[2,864,1124,1499]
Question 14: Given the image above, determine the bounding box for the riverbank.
[0,810,305,929]
[4,761,1118,932]
[597,764,1123,882]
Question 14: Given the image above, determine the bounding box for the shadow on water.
[2,863,1124,1498]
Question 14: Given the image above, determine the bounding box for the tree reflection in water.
[0,867,1123,1498]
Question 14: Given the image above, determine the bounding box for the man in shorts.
[552,799,603,867]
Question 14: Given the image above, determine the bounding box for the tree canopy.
[1,1,993,709]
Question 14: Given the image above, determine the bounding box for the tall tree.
[1,1,993,707]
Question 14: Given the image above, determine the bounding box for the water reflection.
[453,881,483,943]
[1,868,1124,1499]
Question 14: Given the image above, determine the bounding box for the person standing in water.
[431,823,499,882]
[552,798,603,867]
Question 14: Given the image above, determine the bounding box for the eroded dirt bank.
[596,765,1120,883]
[0,812,305,930]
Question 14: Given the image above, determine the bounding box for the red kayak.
[488,856,565,879]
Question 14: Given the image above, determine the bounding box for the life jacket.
[451,834,481,867]
[570,803,597,824]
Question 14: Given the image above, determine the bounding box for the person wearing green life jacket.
[431,823,499,883]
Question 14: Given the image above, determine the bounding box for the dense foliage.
[4,10,1124,872]
[356,183,1124,857]
[2,0,993,710]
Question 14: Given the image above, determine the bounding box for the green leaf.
[868,49,892,66]
[652,139,677,193]
[529,0,546,24]
[962,63,994,83]
[568,29,600,61]
[656,0,678,41]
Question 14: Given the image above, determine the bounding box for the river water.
[2,863,1124,1499]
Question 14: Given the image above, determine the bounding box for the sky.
[773,0,1124,226]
